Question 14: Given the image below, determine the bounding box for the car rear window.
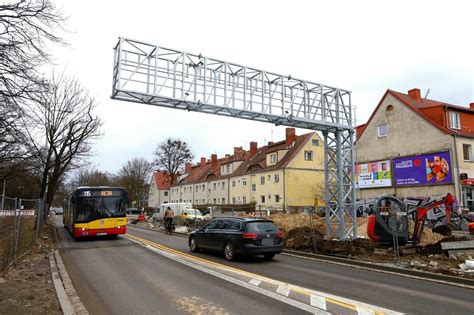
[246,221,278,233]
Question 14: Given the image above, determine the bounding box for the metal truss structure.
[111,37,357,239]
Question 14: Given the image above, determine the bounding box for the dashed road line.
[276,285,291,297]
[249,279,262,286]
[311,294,327,310]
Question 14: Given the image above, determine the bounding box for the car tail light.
[276,231,284,238]
[242,233,258,239]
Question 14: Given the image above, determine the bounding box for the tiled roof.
[152,172,172,190]
[357,89,474,140]
[170,132,313,187]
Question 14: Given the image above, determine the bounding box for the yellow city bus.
[63,186,128,238]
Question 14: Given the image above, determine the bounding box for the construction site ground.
[131,212,474,279]
[0,221,61,315]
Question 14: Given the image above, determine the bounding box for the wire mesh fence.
[0,195,45,274]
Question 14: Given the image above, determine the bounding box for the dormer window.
[270,153,277,164]
[449,111,460,129]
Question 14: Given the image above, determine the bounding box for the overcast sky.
[52,0,474,173]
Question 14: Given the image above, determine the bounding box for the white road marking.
[276,285,291,297]
[249,279,261,286]
[357,305,375,315]
[137,242,329,314]
[311,294,327,310]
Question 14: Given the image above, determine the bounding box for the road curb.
[128,223,474,289]
[50,221,89,314]
[49,252,74,314]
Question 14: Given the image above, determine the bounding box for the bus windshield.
[75,196,126,222]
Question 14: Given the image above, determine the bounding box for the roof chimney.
[184,162,192,173]
[211,154,218,168]
[285,128,296,146]
[233,147,243,159]
[200,157,206,168]
[268,141,274,146]
[470,102,474,110]
[408,88,422,102]
[249,142,258,157]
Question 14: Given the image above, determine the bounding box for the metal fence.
[0,195,45,274]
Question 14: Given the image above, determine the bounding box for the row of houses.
[149,128,325,212]
[149,88,474,212]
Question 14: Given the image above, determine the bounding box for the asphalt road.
[54,216,311,315]
[54,215,473,315]
[125,225,474,315]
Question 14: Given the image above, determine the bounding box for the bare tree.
[22,73,102,208]
[117,158,152,207]
[153,138,194,184]
[69,166,114,188]
[0,0,65,173]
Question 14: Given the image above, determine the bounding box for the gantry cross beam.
[111,37,357,239]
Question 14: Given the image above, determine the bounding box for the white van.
[156,202,192,220]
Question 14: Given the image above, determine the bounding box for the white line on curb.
[249,279,262,286]
[311,294,327,311]
[276,285,291,297]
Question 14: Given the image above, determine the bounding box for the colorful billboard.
[393,151,452,187]
[355,160,392,188]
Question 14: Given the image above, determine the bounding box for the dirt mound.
[284,227,323,250]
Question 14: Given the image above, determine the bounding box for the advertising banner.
[393,151,452,187]
[355,160,392,188]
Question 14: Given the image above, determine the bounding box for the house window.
[232,180,236,187]
[222,198,225,204]
[377,123,388,137]
[213,198,216,204]
[222,182,225,190]
[195,185,198,192]
[226,164,231,173]
[312,139,319,147]
[270,153,277,163]
[213,183,216,190]
[232,197,236,203]
[386,104,394,112]
[304,151,313,161]
[261,195,265,203]
[252,184,256,192]
[268,175,271,180]
[275,195,280,203]
[243,196,247,203]
[463,144,473,161]
[450,111,460,129]
[260,176,265,184]
[242,179,247,186]
[164,191,168,196]
[274,174,280,183]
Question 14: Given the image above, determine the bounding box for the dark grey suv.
[188,217,284,261]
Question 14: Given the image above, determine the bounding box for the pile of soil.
[0,222,61,314]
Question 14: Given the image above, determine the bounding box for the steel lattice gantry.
[111,37,357,240]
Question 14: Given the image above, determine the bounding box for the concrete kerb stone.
[49,221,88,314]
[53,250,89,314]
[49,252,74,315]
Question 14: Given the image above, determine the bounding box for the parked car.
[188,217,284,261]
[126,208,142,215]
[51,207,63,215]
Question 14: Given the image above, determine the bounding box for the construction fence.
[0,195,46,274]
